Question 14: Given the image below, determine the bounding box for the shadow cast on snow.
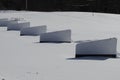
[20,34,39,36]
[34,41,69,44]
[67,56,117,61]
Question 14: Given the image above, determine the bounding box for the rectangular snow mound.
[0,18,26,27]
[5,20,19,26]
[20,25,47,36]
[0,18,8,26]
[76,38,117,58]
[40,29,71,43]
[7,22,30,31]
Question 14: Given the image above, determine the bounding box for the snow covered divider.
[7,22,30,31]
[0,18,24,27]
[0,18,9,26]
[40,29,71,43]
[20,25,47,36]
[75,38,117,58]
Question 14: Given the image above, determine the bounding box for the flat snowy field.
[0,11,120,80]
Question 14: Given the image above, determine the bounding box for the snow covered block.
[20,25,47,36]
[76,38,117,58]
[0,18,8,21]
[40,30,71,43]
[0,18,8,26]
[7,22,30,31]
[0,18,8,20]
[5,20,18,26]
[0,19,19,27]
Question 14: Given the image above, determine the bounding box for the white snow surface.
[0,11,120,80]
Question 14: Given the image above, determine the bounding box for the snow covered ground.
[0,11,120,80]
